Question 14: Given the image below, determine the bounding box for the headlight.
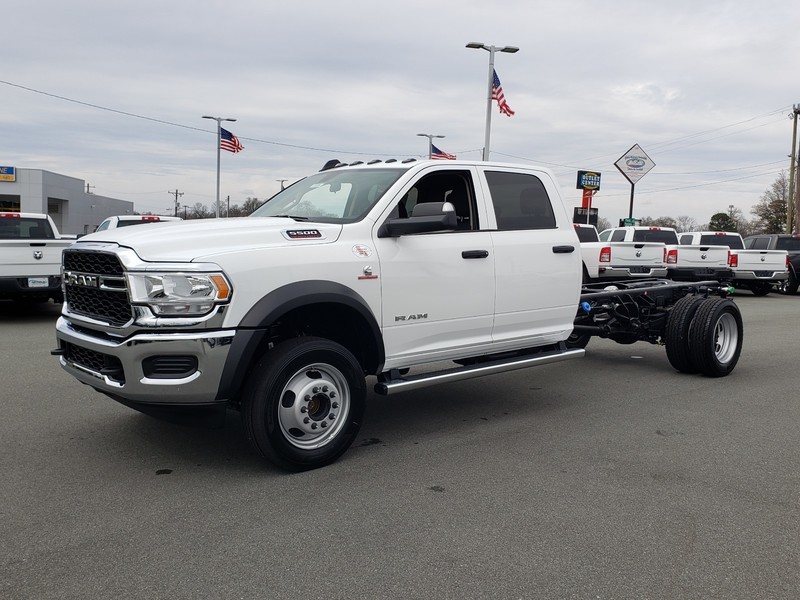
[127,272,232,316]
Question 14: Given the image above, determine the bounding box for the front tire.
[242,337,366,471]
[687,298,743,377]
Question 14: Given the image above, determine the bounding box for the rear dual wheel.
[665,296,743,377]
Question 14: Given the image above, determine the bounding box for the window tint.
[699,234,743,249]
[485,171,556,230]
[610,229,626,242]
[679,234,693,245]
[0,216,55,239]
[748,237,769,249]
[632,229,678,243]
[776,236,800,251]
[574,226,599,242]
[598,230,611,242]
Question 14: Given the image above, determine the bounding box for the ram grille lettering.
[395,313,428,322]
[65,272,100,288]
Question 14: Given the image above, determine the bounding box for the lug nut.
[332,402,339,409]
[312,387,320,394]
[304,395,311,402]
[322,386,329,392]
[321,422,327,428]
[330,392,336,398]
[329,413,335,420]
[300,406,307,413]
[303,417,310,424]
[311,423,318,430]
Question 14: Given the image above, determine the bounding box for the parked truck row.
[577,223,790,296]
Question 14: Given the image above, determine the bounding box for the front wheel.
[242,337,366,471]
[687,298,743,377]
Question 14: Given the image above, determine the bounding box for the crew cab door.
[479,168,581,346]
[372,167,495,366]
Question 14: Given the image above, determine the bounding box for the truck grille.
[63,342,125,384]
[63,250,133,326]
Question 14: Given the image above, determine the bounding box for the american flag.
[431,144,456,160]
[220,127,244,153]
[492,69,515,117]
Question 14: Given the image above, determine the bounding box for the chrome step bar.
[374,347,584,396]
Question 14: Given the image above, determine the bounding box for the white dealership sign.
[614,144,655,185]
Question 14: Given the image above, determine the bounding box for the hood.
[77,217,343,262]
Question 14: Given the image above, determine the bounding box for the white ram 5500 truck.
[54,160,744,470]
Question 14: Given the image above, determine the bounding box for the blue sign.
[576,170,601,190]
[0,166,15,182]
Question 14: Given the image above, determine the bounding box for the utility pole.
[86,183,95,194]
[276,179,288,190]
[168,189,184,217]
[787,105,800,233]
[226,195,230,218]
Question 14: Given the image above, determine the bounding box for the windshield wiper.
[272,215,310,221]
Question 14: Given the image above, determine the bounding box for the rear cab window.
[484,171,556,231]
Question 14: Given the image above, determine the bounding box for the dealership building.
[0,166,133,235]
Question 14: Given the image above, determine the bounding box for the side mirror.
[377,202,458,238]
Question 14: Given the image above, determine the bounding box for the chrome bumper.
[55,317,235,405]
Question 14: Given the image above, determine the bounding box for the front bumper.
[55,317,235,405]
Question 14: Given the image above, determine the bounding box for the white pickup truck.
[53,159,744,470]
[679,231,788,296]
[0,212,72,302]
[574,223,666,282]
[600,225,731,283]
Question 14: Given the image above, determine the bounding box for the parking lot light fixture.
[417,133,445,159]
[466,42,519,160]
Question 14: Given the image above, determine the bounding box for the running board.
[374,347,585,396]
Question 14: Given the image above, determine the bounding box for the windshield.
[0,216,56,239]
[250,168,405,223]
[699,234,744,249]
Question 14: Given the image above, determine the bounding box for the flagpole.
[466,42,519,161]
[202,115,236,218]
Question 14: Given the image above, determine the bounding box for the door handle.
[462,250,489,259]
[552,245,575,254]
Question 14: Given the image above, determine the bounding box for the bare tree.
[751,171,788,233]
[187,202,212,220]
[640,216,678,229]
[674,215,699,233]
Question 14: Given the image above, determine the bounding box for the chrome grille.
[63,249,132,326]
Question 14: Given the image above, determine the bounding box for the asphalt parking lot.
[2,292,799,600]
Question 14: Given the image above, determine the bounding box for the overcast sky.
[2,0,799,224]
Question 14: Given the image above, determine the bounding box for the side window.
[598,230,611,242]
[392,170,478,230]
[750,237,769,249]
[679,234,692,245]
[96,220,110,231]
[610,229,626,242]
[485,171,556,231]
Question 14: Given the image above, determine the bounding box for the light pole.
[202,115,236,218]
[466,42,519,161]
[417,133,445,159]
